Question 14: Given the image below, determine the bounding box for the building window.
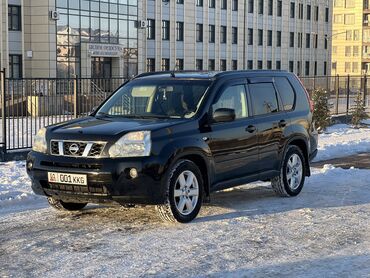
[334,14,343,24]
[306,33,310,48]
[297,61,301,76]
[232,60,238,70]
[276,61,281,70]
[324,38,328,49]
[345,46,352,57]
[247,60,253,69]
[314,6,319,21]
[196,24,203,42]
[8,5,21,31]
[221,0,227,9]
[354,30,360,40]
[196,59,203,70]
[307,5,311,20]
[258,0,264,14]
[298,3,303,19]
[290,32,294,47]
[161,59,170,71]
[276,31,281,47]
[268,0,273,15]
[324,62,327,75]
[248,0,254,13]
[209,0,215,8]
[176,59,184,70]
[346,30,352,40]
[9,55,22,78]
[232,27,238,44]
[162,20,170,40]
[297,32,302,48]
[209,25,215,43]
[314,61,318,75]
[313,33,318,48]
[176,0,184,4]
[220,59,227,71]
[196,0,203,7]
[289,61,294,72]
[209,59,215,70]
[305,61,310,76]
[344,14,355,25]
[277,1,282,17]
[267,60,272,69]
[325,8,329,22]
[352,62,358,72]
[345,63,351,74]
[176,22,184,41]
[332,62,337,71]
[147,19,155,40]
[248,28,253,45]
[221,26,227,43]
[232,0,238,11]
[258,29,263,45]
[267,30,272,46]
[353,46,359,56]
[146,58,155,72]
[290,2,295,18]
[257,60,263,69]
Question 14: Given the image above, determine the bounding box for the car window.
[274,77,296,111]
[212,85,248,119]
[248,83,279,116]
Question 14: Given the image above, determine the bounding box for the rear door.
[208,80,259,184]
[247,78,287,173]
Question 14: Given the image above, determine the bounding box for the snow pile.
[315,124,370,162]
[0,161,45,214]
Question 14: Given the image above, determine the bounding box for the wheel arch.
[284,136,311,177]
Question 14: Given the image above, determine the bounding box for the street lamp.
[324,31,348,76]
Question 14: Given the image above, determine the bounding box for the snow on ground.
[314,123,370,162]
[1,166,370,277]
[1,123,370,277]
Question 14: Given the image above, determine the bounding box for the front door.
[207,80,259,184]
[91,57,112,79]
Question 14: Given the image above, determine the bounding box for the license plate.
[48,172,87,186]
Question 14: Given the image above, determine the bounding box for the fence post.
[346,74,350,116]
[73,75,78,118]
[364,74,367,107]
[335,74,339,115]
[0,69,6,160]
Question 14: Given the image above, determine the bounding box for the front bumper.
[26,151,167,205]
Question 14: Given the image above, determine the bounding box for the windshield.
[96,79,211,119]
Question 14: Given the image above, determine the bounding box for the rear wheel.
[271,145,306,197]
[156,160,203,223]
[47,197,87,211]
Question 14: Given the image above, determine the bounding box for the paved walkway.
[312,153,370,169]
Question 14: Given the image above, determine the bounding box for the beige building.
[1,0,331,79]
[331,0,370,75]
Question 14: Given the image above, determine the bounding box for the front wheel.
[156,160,203,223]
[47,197,87,211]
[271,145,306,197]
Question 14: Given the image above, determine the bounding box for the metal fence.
[0,72,369,157]
[0,69,126,156]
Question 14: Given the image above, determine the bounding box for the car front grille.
[50,140,106,158]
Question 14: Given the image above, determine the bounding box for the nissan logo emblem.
[69,143,79,155]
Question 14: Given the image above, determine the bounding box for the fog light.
[27,161,33,170]
[129,168,138,179]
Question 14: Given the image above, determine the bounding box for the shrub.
[312,88,332,132]
[351,92,368,128]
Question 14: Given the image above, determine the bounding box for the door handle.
[278,120,287,128]
[246,125,256,133]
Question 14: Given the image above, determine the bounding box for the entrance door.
[91,57,112,79]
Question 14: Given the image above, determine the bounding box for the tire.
[47,197,87,211]
[271,145,306,197]
[156,159,203,223]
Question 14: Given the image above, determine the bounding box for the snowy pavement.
[0,124,370,277]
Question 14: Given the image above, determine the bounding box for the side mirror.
[213,108,236,123]
[90,106,98,115]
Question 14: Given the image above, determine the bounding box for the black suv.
[27,71,318,223]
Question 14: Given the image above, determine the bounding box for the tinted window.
[274,77,295,110]
[248,83,279,115]
[212,85,248,119]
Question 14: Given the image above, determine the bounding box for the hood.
[49,116,185,139]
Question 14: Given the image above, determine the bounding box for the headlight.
[109,131,151,158]
[32,128,47,153]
